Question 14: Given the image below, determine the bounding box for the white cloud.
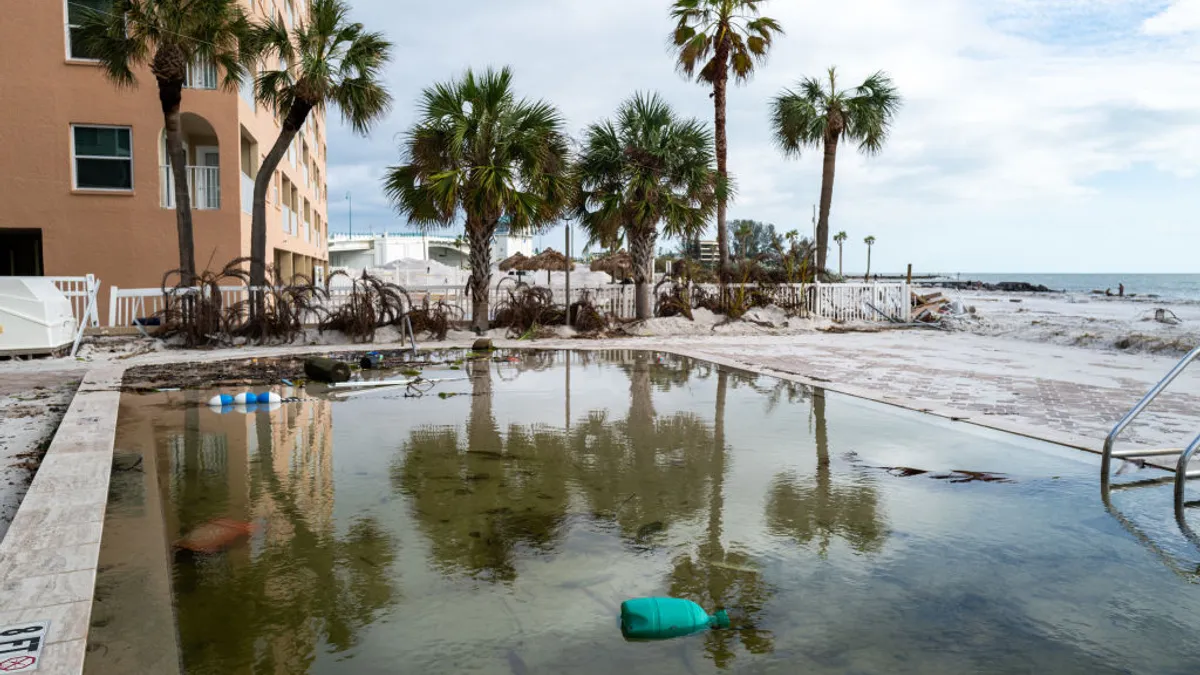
[1143,0,1200,34]
[326,0,1200,273]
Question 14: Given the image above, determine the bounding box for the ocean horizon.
[928,273,1200,301]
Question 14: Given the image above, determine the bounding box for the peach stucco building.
[0,0,329,322]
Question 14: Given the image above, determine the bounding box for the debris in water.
[174,518,256,553]
[851,458,1013,484]
[635,521,665,540]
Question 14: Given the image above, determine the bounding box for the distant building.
[327,231,534,270]
[697,240,719,265]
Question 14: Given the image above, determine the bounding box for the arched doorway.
[159,113,221,210]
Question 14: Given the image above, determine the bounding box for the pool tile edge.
[0,366,123,675]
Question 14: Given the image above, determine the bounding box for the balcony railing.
[241,173,253,214]
[184,58,217,90]
[161,165,221,210]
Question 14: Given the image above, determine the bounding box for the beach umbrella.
[498,252,529,272]
[519,248,575,283]
[590,250,633,281]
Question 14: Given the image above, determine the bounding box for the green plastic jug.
[620,597,730,640]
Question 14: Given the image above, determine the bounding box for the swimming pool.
[88,350,1200,674]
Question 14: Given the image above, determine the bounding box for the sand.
[929,287,1200,355]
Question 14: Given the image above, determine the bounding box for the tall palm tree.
[384,68,572,332]
[77,0,255,283]
[770,68,900,275]
[246,0,392,293]
[833,230,847,276]
[671,0,783,278]
[575,93,721,319]
[864,234,876,281]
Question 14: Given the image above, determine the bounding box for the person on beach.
[1119,283,1124,297]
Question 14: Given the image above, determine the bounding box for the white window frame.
[64,0,104,61]
[70,123,134,192]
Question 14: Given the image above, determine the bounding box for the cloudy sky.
[323,0,1200,274]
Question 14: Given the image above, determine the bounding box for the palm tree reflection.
[392,358,571,581]
[667,369,775,669]
[766,390,887,555]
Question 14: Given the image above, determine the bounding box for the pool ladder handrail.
[1101,344,1200,518]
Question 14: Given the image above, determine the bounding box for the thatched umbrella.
[498,252,528,272]
[590,250,633,281]
[519,248,575,284]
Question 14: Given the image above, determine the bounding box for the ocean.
[942,274,1200,302]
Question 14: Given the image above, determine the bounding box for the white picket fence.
[49,275,101,327]
[104,281,910,327]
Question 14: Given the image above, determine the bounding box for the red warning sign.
[0,620,49,673]
[0,656,36,672]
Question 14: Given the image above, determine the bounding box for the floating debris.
[174,518,256,554]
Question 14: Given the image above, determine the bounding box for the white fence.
[104,281,910,327]
[49,275,101,327]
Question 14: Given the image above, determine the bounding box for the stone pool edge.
[0,366,124,675]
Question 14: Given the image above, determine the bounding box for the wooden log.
[304,356,351,383]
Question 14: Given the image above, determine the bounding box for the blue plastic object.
[620,597,730,641]
[208,394,235,407]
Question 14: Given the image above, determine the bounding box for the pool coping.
[0,366,123,675]
[0,342,1151,673]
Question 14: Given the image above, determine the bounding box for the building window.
[66,0,112,60]
[72,125,132,190]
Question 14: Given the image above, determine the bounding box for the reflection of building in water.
[158,398,334,540]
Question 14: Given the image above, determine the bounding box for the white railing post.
[107,286,119,327]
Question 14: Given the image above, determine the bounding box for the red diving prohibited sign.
[0,621,50,672]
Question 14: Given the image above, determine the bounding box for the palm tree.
[770,68,900,275]
[246,0,392,294]
[384,68,572,332]
[833,230,847,276]
[671,0,783,278]
[864,234,876,281]
[77,0,255,283]
[575,93,721,319]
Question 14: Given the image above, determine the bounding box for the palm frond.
[845,71,902,154]
[770,89,825,155]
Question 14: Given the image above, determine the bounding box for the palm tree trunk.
[838,244,843,276]
[467,219,494,332]
[159,81,196,285]
[713,67,730,280]
[630,226,656,320]
[251,101,314,312]
[816,134,839,275]
[865,246,872,282]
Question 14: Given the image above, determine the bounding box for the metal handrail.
[1101,344,1200,496]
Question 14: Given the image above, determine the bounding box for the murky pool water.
[89,350,1200,674]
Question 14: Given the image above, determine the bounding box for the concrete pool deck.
[2,331,1199,672]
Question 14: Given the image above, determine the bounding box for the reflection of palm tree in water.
[173,406,397,673]
[766,390,887,555]
[393,358,571,581]
[668,369,774,669]
[573,353,717,540]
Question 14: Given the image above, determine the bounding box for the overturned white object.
[0,278,77,354]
